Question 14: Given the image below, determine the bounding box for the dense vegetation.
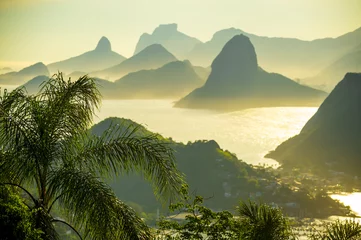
[0,74,184,239]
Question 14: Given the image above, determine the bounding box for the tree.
[237,201,295,240]
[0,73,184,239]
[156,186,243,239]
[0,186,42,240]
[309,219,361,240]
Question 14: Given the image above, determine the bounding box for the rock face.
[134,23,202,59]
[93,44,177,80]
[0,62,49,85]
[266,73,361,174]
[111,60,204,99]
[188,26,361,79]
[47,37,126,74]
[175,35,327,111]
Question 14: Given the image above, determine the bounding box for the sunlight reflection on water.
[95,100,317,166]
[331,193,361,217]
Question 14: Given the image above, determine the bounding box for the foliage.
[309,219,361,240]
[157,188,296,240]
[156,186,243,239]
[0,186,42,240]
[0,73,184,239]
[237,200,295,240]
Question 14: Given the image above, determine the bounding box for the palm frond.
[64,122,184,202]
[39,73,101,141]
[47,167,151,240]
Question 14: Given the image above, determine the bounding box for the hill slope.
[266,73,361,175]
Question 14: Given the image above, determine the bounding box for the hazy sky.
[0,0,360,69]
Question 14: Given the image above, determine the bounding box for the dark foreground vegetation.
[0,74,359,239]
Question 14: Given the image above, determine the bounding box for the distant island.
[266,73,361,176]
[175,35,327,111]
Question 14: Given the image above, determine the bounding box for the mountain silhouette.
[109,60,204,99]
[47,37,126,74]
[134,23,202,59]
[21,75,49,94]
[187,26,361,79]
[93,44,177,80]
[175,35,327,111]
[266,73,361,175]
[302,43,361,92]
[0,62,49,85]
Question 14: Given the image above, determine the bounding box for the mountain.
[21,75,49,94]
[47,37,126,74]
[0,62,49,85]
[266,73,361,175]
[90,117,346,218]
[175,35,327,111]
[93,44,177,80]
[301,43,361,92]
[20,74,115,97]
[109,60,204,99]
[187,26,361,79]
[134,23,202,59]
[90,117,275,212]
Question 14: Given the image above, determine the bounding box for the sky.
[0,0,360,69]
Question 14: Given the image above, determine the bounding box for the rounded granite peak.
[95,36,112,52]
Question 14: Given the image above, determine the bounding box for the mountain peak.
[205,34,258,88]
[95,36,111,52]
[153,23,178,35]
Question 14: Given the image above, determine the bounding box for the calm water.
[95,100,317,166]
[331,193,361,217]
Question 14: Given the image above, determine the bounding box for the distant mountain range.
[136,24,361,80]
[134,23,202,60]
[92,44,178,80]
[21,60,205,99]
[302,43,361,92]
[0,62,49,85]
[175,35,327,111]
[47,37,126,74]
[266,73,361,175]
[111,60,204,99]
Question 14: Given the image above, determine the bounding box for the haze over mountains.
[302,43,361,92]
[48,37,126,74]
[21,60,204,99]
[93,44,177,80]
[266,73,361,175]
[0,62,49,85]
[135,24,361,81]
[175,35,327,111]
[134,24,202,60]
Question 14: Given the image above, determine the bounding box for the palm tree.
[0,73,184,239]
[237,201,295,240]
[310,219,361,240]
